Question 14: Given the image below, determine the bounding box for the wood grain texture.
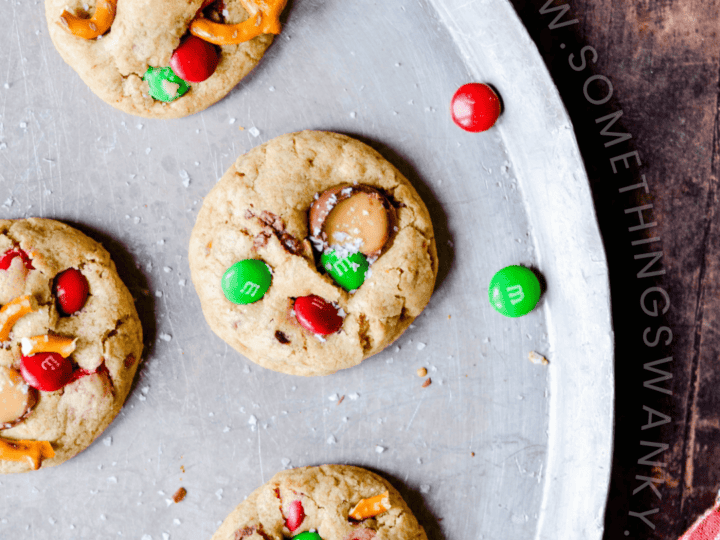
[509,0,720,538]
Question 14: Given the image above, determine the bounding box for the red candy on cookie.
[0,248,33,270]
[344,530,377,540]
[20,352,74,392]
[294,295,343,335]
[286,499,305,531]
[451,82,501,132]
[170,35,219,83]
[55,268,89,315]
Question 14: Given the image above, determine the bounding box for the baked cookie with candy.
[189,131,438,376]
[45,0,288,118]
[211,465,428,540]
[0,219,142,473]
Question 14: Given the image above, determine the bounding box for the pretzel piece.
[59,0,117,40]
[190,0,287,45]
[0,437,55,470]
[0,295,38,342]
[21,335,77,358]
[348,491,391,521]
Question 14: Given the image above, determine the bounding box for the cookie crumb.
[416,367,427,377]
[337,395,345,405]
[528,351,549,365]
[172,487,187,503]
[421,378,432,388]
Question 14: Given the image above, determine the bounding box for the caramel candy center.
[324,192,389,254]
[0,366,33,425]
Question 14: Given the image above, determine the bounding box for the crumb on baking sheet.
[416,367,427,377]
[528,351,549,365]
[421,378,432,388]
[173,487,187,503]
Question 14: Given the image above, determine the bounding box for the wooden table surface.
[508,0,717,538]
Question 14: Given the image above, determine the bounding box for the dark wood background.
[507,1,717,538]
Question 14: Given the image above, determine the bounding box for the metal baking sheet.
[0,0,614,539]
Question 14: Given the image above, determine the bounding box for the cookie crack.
[245,209,309,259]
[357,313,372,353]
[101,315,130,345]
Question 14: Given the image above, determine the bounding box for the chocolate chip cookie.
[189,131,438,376]
[45,0,287,118]
[0,218,143,473]
[211,465,428,540]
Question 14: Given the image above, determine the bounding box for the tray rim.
[426,0,615,537]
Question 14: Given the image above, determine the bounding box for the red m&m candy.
[451,83,501,132]
[294,295,343,336]
[55,268,89,316]
[170,35,219,83]
[20,352,74,392]
[344,530,376,540]
[0,248,33,270]
[285,499,305,532]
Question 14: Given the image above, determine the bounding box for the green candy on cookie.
[320,250,369,291]
[221,259,272,305]
[143,66,189,102]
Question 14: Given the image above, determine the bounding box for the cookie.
[211,465,428,540]
[189,131,438,376]
[45,0,287,118]
[0,218,143,473]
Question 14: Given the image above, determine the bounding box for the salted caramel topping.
[325,193,388,254]
[309,185,394,256]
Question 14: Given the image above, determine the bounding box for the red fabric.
[680,507,720,540]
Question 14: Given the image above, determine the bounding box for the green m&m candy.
[488,265,541,317]
[292,533,323,540]
[143,66,189,102]
[221,259,272,304]
[320,250,369,291]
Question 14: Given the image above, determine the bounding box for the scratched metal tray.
[0,0,613,538]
